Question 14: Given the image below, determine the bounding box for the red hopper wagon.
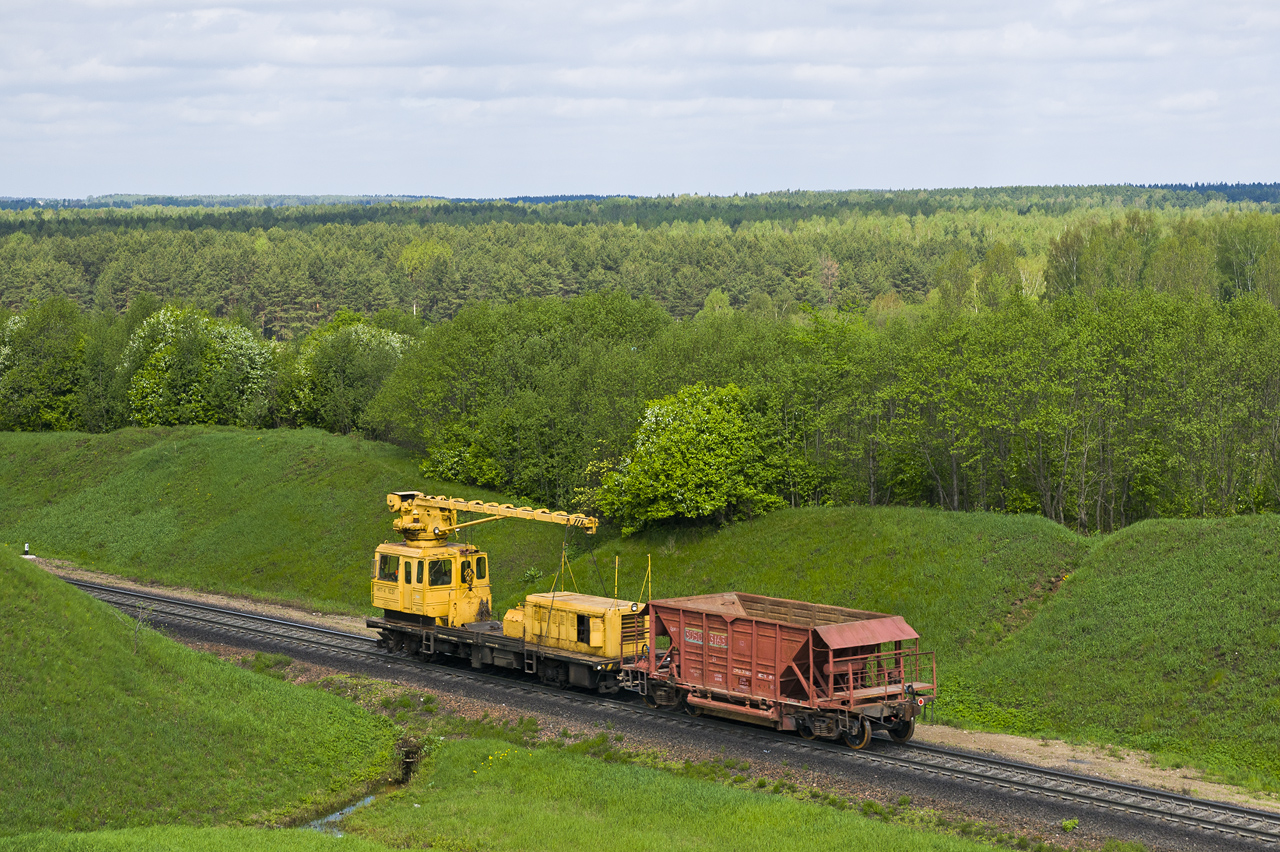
[621,592,936,748]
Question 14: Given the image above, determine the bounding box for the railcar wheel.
[685,701,703,717]
[798,722,818,741]
[887,719,915,744]
[842,718,871,750]
[642,690,660,709]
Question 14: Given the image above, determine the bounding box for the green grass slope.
[555,509,1280,790]
[0,549,398,835]
[0,828,392,852]
[0,428,571,612]
[344,737,996,852]
[6,427,1277,791]
[950,515,1280,789]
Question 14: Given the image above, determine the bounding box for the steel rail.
[69,580,381,661]
[793,735,1280,845]
[73,578,1280,846]
[901,740,1280,839]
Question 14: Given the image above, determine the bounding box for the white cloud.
[0,0,1275,195]
[1157,89,1221,112]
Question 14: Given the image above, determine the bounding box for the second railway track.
[74,577,1280,848]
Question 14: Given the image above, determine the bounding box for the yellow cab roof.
[376,543,479,556]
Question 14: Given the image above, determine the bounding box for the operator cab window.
[378,554,398,581]
[416,561,424,585]
[577,614,591,644]
[402,560,412,584]
[428,559,452,587]
[475,556,487,580]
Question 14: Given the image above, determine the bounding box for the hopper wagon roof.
[648,592,918,649]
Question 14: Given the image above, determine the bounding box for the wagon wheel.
[642,690,661,709]
[798,721,818,740]
[684,700,703,717]
[842,718,871,750]
[887,719,915,744]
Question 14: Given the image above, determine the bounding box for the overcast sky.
[2,1,1277,198]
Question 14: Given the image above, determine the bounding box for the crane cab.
[371,542,492,627]
[370,492,597,630]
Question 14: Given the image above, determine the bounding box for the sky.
[1,1,1277,198]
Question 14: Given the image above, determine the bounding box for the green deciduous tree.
[0,297,84,430]
[122,305,276,427]
[281,310,409,434]
[594,383,784,535]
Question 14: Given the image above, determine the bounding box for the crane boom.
[387,491,598,543]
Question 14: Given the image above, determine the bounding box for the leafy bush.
[0,298,84,431]
[280,310,408,434]
[594,382,784,534]
[122,305,275,427]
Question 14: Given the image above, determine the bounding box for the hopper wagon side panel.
[651,601,816,706]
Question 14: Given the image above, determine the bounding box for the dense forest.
[2,192,1278,533]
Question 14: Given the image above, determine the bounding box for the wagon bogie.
[796,712,841,740]
[842,717,873,750]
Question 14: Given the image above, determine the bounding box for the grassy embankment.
[574,514,1280,792]
[0,828,392,852]
[340,736,1005,852]
[0,548,398,836]
[0,733,1022,852]
[3,428,1277,791]
[953,515,1280,790]
[0,427,568,612]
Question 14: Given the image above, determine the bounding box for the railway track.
[75,578,1280,847]
[72,580,382,664]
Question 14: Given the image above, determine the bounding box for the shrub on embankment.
[0,549,398,834]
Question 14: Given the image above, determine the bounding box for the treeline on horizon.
[3,202,1280,336]
[1,183,1276,237]
[0,193,634,211]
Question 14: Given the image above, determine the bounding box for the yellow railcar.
[366,492,647,692]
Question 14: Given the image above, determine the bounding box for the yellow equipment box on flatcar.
[504,592,648,659]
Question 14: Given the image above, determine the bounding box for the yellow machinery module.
[367,492,649,693]
[504,592,648,659]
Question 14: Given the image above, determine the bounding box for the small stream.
[304,736,423,835]
[305,795,376,837]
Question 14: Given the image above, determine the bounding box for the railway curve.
[71,578,1280,849]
